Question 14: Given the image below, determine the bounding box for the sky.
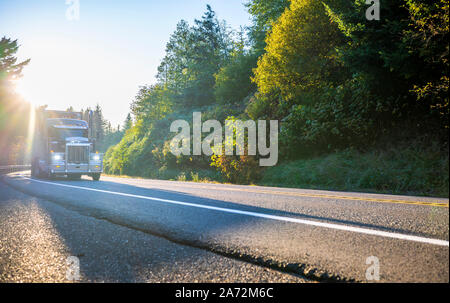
[0,0,252,127]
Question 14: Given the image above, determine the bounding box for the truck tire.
[33,160,44,179]
[92,173,101,181]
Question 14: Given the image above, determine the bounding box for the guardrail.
[0,165,31,175]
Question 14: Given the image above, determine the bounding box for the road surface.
[1,172,448,282]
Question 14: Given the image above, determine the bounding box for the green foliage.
[104,6,245,180]
[246,0,290,31]
[131,84,174,132]
[210,117,262,184]
[123,113,132,132]
[157,5,233,107]
[211,153,261,184]
[0,37,30,82]
[214,51,258,106]
[245,0,290,51]
[279,74,392,157]
[261,143,449,197]
[405,0,449,130]
[103,2,448,196]
[253,0,344,102]
[249,0,449,158]
[98,124,124,153]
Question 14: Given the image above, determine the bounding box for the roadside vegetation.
[104,141,449,197]
[102,0,448,197]
[262,143,449,197]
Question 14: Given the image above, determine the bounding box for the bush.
[209,116,263,184]
[211,154,262,184]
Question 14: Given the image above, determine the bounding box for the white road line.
[18,176,450,247]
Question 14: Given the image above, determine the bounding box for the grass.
[260,146,449,197]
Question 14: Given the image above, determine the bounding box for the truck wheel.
[92,173,101,181]
[31,159,41,178]
[35,163,43,179]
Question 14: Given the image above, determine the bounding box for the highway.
[1,172,448,282]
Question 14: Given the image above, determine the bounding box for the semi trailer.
[31,109,103,180]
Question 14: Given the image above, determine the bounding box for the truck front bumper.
[50,163,102,175]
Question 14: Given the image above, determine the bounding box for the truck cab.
[31,110,103,180]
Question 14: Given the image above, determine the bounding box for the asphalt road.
[1,172,449,282]
[0,181,307,283]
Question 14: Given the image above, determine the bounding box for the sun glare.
[14,78,37,106]
[26,104,36,156]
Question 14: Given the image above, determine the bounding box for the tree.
[157,20,192,92]
[214,50,258,106]
[91,104,106,144]
[0,37,30,83]
[253,0,344,106]
[405,0,449,130]
[323,0,448,137]
[156,5,233,107]
[245,0,290,52]
[123,113,132,132]
[249,0,449,156]
[130,84,173,133]
[0,37,30,165]
[105,121,113,134]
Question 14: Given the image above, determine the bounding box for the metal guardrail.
[0,165,31,175]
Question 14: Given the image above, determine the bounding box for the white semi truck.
[31,109,103,180]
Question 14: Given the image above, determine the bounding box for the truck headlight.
[53,154,62,161]
[91,153,102,162]
[51,153,64,164]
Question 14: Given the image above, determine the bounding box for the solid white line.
[18,176,450,247]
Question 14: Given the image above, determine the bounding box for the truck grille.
[67,146,89,163]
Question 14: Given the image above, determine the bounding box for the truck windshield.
[49,128,88,140]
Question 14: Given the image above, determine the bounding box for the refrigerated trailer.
[31,109,103,180]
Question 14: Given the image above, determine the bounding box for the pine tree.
[93,104,106,144]
[123,113,132,132]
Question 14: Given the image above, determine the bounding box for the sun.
[14,78,30,103]
[13,77,40,106]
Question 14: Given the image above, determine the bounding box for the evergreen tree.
[93,103,106,144]
[156,5,232,107]
[123,113,132,131]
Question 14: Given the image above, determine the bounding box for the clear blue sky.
[0,0,252,127]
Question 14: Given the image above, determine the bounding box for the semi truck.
[31,109,103,180]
